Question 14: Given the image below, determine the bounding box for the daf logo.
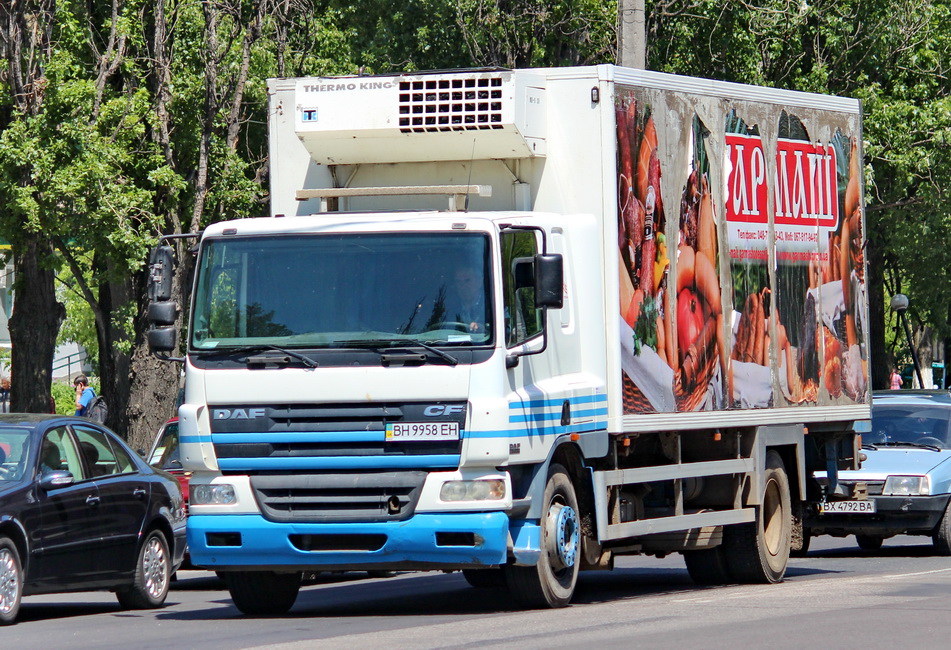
[423,405,466,417]
[213,408,266,420]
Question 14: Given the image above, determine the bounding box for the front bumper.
[808,494,951,536]
[187,511,510,571]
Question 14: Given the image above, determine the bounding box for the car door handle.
[86,494,100,507]
[133,488,147,499]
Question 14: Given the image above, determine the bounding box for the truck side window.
[501,230,542,347]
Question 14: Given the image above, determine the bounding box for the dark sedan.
[0,414,187,625]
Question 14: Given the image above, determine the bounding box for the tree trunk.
[8,236,64,412]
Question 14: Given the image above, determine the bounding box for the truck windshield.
[190,232,493,350]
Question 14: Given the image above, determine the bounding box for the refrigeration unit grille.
[398,76,505,133]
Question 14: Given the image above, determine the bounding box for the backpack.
[86,395,108,424]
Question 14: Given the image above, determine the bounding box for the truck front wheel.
[227,571,302,616]
[722,450,791,583]
[503,464,580,608]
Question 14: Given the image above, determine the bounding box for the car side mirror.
[39,470,75,490]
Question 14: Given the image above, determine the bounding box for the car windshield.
[149,422,181,470]
[189,232,493,350]
[869,404,951,449]
[0,428,31,481]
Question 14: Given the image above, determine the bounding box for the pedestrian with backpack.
[74,375,96,417]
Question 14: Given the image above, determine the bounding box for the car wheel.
[934,499,951,556]
[856,535,884,551]
[226,571,302,615]
[116,530,171,609]
[0,536,22,625]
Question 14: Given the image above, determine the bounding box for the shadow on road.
[156,561,844,622]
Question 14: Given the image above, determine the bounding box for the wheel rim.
[142,536,169,600]
[0,548,19,615]
[762,477,783,556]
[546,500,579,571]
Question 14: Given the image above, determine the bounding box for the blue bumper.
[187,511,510,571]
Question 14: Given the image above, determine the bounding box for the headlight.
[439,479,506,502]
[883,475,930,496]
[191,483,237,505]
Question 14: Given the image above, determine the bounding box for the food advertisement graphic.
[617,91,725,413]
[618,87,867,414]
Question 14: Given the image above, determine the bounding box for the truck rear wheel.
[722,450,791,583]
[226,571,302,616]
[683,546,732,585]
[503,464,579,608]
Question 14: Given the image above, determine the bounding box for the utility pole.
[618,0,646,69]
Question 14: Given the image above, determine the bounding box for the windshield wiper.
[194,344,318,368]
[405,340,459,366]
[867,441,942,452]
[331,339,459,366]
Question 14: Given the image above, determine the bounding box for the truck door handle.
[86,494,100,507]
[133,488,147,499]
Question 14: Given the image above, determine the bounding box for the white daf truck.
[147,64,870,614]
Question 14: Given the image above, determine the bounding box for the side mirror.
[148,245,175,302]
[39,470,75,490]
[534,253,563,309]
[148,326,178,353]
[148,300,179,326]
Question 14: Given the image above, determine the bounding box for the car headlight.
[883,475,931,496]
[439,479,506,502]
[191,483,237,505]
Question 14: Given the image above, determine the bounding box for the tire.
[790,528,812,557]
[683,546,732,585]
[856,535,884,551]
[722,450,791,583]
[790,500,810,557]
[0,536,22,625]
[503,464,580,608]
[462,568,506,589]
[116,530,171,609]
[932,499,951,556]
[227,571,302,616]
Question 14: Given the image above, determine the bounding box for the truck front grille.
[251,471,426,523]
[208,402,464,473]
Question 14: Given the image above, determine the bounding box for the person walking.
[890,368,903,390]
[74,375,96,416]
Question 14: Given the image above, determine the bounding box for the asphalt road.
[8,534,951,649]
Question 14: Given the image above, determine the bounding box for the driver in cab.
[445,266,488,334]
